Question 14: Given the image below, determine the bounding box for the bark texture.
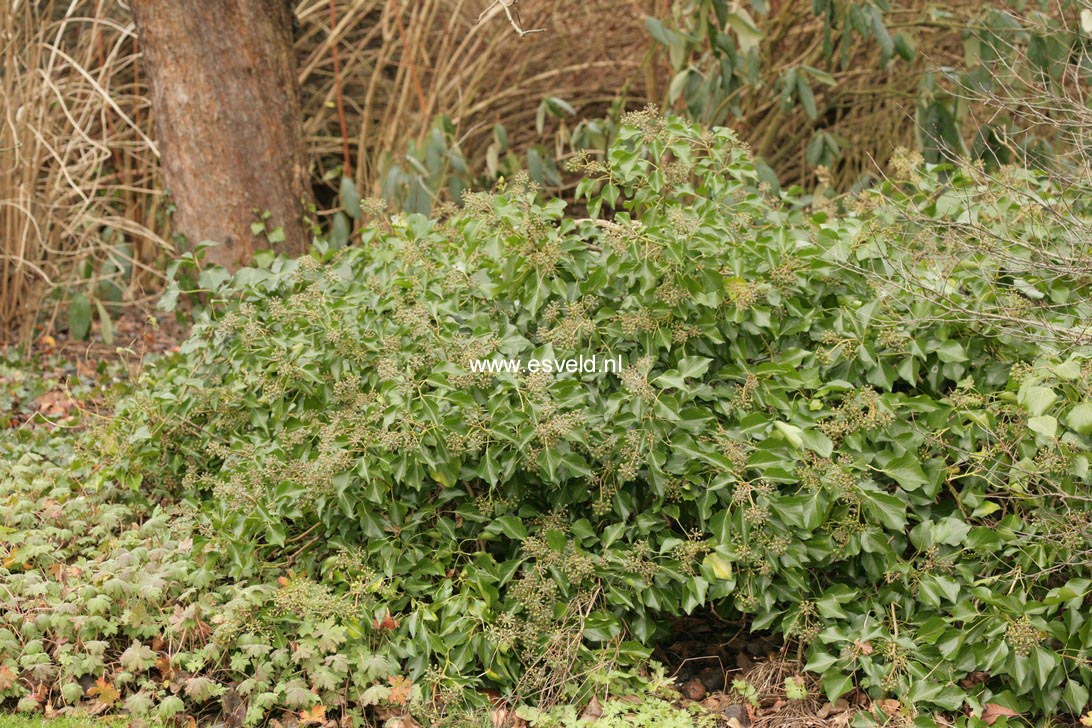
[131,0,312,269]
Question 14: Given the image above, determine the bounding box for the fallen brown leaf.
[373,614,400,631]
[0,665,16,690]
[581,696,603,721]
[874,698,901,715]
[87,675,120,707]
[490,705,527,728]
[817,699,849,719]
[299,704,326,726]
[722,704,751,728]
[982,703,1021,725]
[388,675,413,706]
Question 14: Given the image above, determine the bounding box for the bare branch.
[476,0,545,38]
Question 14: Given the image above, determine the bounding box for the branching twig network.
[476,0,545,37]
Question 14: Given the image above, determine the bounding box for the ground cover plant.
[3,113,1092,726]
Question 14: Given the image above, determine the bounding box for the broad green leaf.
[879,452,928,490]
[1062,679,1089,714]
[485,516,526,540]
[805,652,839,673]
[601,522,626,548]
[198,267,231,292]
[1030,646,1058,690]
[703,552,734,580]
[774,421,804,448]
[119,642,156,673]
[1052,359,1082,379]
[677,356,713,380]
[68,293,92,340]
[935,340,967,363]
[340,176,362,219]
[858,487,907,529]
[821,671,853,702]
[726,8,763,54]
[1018,385,1057,416]
[799,429,834,457]
[1066,403,1092,435]
[655,358,710,390]
[932,517,971,546]
[1028,415,1057,437]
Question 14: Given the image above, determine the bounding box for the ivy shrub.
[79,113,1092,723]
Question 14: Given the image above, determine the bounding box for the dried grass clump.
[684,0,973,190]
[295,0,657,198]
[744,656,827,728]
[0,0,166,344]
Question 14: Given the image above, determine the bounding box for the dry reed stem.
[1,0,165,344]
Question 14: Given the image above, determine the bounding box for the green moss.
[0,715,140,728]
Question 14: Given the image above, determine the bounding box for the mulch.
[3,309,186,429]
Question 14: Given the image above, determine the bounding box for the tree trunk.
[131,0,312,270]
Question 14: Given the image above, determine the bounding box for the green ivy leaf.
[1018,384,1057,416]
[774,421,804,448]
[799,429,834,458]
[1062,679,1089,714]
[1030,646,1059,690]
[1028,415,1058,437]
[858,487,907,529]
[1065,403,1092,435]
[932,517,971,546]
[198,267,231,293]
[703,552,734,580]
[485,516,527,540]
[805,651,839,674]
[878,452,928,491]
[821,671,854,703]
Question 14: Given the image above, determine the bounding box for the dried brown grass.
[651,0,974,190]
[295,0,657,198]
[745,656,827,728]
[0,0,165,345]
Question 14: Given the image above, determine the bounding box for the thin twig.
[328,0,352,177]
[476,0,544,37]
